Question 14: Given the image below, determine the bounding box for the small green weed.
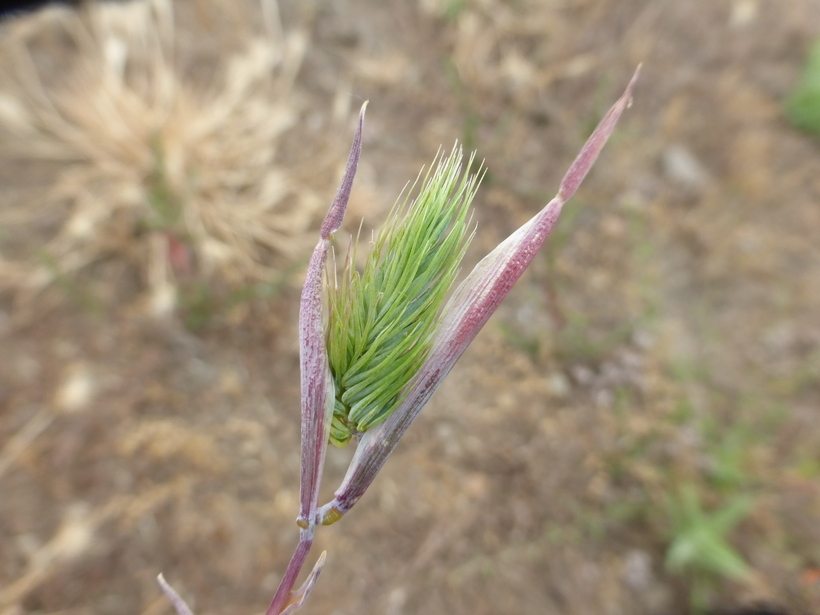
[786,39,820,137]
[664,484,754,613]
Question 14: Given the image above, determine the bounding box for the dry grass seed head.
[0,0,326,312]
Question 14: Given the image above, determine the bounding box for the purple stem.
[157,574,196,615]
[265,530,314,615]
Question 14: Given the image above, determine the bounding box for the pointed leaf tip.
[320,102,367,239]
[298,103,369,522]
[559,65,640,200]
[280,551,328,615]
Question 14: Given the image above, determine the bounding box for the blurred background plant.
[664,484,754,614]
[0,0,340,321]
[786,38,820,138]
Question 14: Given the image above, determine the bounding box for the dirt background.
[1,1,819,614]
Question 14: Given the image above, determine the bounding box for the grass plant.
[158,67,641,614]
[0,0,323,314]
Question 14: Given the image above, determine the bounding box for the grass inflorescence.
[326,145,481,446]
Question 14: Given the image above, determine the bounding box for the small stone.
[547,371,571,398]
[623,549,653,590]
[54,364,96,413]
[571,365,594,386]
[662,144,709,190]
[730,0,758,28]
[594,388,613,408]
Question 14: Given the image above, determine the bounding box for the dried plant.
[160,66,640,614]
[0,0,324,313]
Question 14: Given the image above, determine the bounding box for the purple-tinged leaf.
[266,103,366,615]
[298,103,366,528]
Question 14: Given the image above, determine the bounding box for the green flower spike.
[326,146,481,446]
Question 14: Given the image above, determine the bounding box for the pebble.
[662,144,709,191]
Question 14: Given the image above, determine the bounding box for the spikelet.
[326,145,481,446]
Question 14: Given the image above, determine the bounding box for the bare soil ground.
[1,1,819,615]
